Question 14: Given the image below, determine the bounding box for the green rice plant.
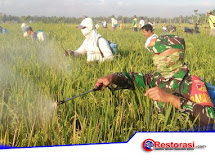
[0,23,214,147]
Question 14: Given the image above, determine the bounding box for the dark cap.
[141,24,153,31]
[26,26,33,31]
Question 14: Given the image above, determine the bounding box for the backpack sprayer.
[56,83,102,106]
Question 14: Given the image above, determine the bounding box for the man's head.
[77,17,95,37]
[207,10,212,16]
[26,26,33,34]
[133,15,136,18]
[21,23,26,28]
[141,24,154,38]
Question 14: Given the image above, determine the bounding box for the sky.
[0,0,214,18]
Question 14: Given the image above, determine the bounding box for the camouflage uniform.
[110,35,215,125]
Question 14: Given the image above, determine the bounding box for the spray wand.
[50,30,66,52]
[56,83,103,105]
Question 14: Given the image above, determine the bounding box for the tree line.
[0,9,214,24]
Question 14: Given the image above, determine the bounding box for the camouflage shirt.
[148,35,185,54]
[110,65,215,125]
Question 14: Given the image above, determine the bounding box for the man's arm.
[179,97,215,125]
[96,72,149,90]
[73,39,87,56]
[96,73,215,125]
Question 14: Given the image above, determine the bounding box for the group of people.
[184,23,200,34]
[94,23,215,126]
[132,15,145,31]
[21,23,46,41]
[101,16,145,31]
[162,25,177,33]
[62,16,215,126]
[20,11,215,127]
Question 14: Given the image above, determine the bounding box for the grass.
[0,23,214,147]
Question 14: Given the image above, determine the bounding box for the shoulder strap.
[179,71,189,95]
[143,73,153,89]
[97,36,104,58]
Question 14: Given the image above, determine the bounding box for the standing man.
[102,18,107,28]
[207,10,215,36]
[111,18,118,30]
[139,17,145,29]
[132,15,138,32]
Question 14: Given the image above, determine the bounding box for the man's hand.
[96,74,114,90]
[64,50,69,56]
[145,87,180,109]
[95,74,118,91]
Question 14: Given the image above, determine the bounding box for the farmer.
[194,23,200,34]
[37,29,47,41]
[111,18,118,30]
[26,26,37,41]
[162,25,176,33]
[65,17,113,62]
[95,24,215,126]
[102,19,107,28]
[207,10,215,36]
[139,17,145,29]
[132,15,138,32]
[21,23,29,37]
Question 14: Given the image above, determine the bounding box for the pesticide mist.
[0,29,75,146]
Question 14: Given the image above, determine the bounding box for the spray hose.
[50,30,66,52]
[57,83,102,105]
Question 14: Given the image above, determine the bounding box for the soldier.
[95,24,215,126]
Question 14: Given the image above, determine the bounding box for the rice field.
[0,23,215,147]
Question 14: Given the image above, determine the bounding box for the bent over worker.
[95,24,215,126]
[65,17,114,62]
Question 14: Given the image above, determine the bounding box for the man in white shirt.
[111,18,118,30]
[141,24,158,50]
[139,17,145,29]
[65,17,113,62]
